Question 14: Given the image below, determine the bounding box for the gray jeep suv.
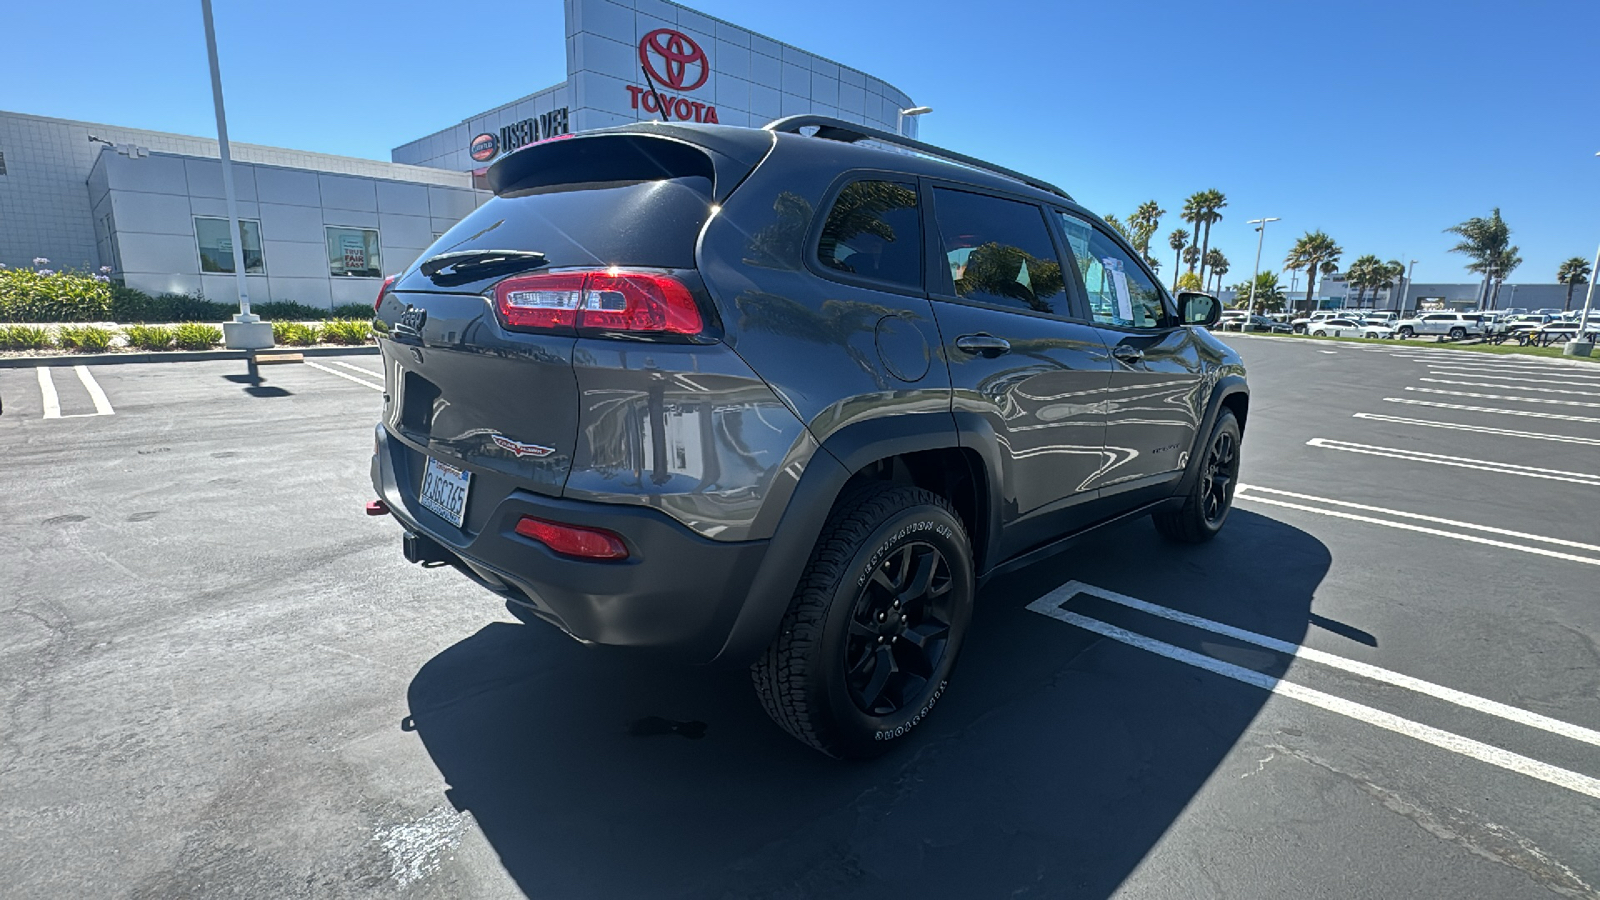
[369,116,1248,758]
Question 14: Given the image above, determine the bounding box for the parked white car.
[1307,317,1396,339]
[1291,312,1341,334]
[1393,312,1485,340]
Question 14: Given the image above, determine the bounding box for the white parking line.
[37,368,61,419]
[75,365,113,416]
[331,360,385,379]
[304,360,383,392]
[1304,438,1600,486]
[1044,581,1600,748]
[1426,367,1600,385]
[1027,588,1600,800]
[1404,386,1600,409]
[1417,378,1600,398]
[1234,484,1600,565]
[1383,398,1600,424]
[1351,412,1600,446]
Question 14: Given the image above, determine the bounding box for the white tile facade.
[392,0,916,172]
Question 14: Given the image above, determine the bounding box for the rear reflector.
[494,270,703,336]
[514,516,629,560]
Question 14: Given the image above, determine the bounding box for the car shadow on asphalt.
[404,508,1331,898]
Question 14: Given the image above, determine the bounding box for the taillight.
[514,516,629,560]
[375,274,397,312]
[493,270,703,336]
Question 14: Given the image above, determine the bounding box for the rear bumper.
[372,427,769,664]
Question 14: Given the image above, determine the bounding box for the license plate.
[419,456,471,527]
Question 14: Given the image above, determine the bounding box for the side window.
[815,180,922,290]
[1058,212,1168,328]
[930,188,1067,315]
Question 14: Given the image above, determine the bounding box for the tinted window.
[1058,212,1168,328]
[931,188,1067,315]
[815,180,922,289]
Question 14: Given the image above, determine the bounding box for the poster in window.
[341,235,366,273]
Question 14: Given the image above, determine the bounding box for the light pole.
[1244,217,1279,332]
[201,0,272,350]
[1568,242,1599,357]
[1398,259,1417,316]
[897,106,932,137]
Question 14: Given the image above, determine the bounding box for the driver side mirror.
[1176,291,1220,328]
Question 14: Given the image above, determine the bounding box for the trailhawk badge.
[490,433,556,459]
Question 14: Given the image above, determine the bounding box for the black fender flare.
[1169,374,1249,502]
[708,410,1003,666]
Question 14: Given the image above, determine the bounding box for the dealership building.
[0,0,917,308]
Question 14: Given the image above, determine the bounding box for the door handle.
[1112,344,1143,364]
[955,334,1011,358]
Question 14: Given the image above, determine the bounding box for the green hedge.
[0,268,112,322]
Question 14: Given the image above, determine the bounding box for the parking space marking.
[76,366,113,416]
[1352,412,1600,446]
[331,360,384,379]
[1418,378,1600,398]
[1234,484,1600,566]
[1404,386,1600,409]
[1305,438,1600,486]
[1425,367,1600,385]
[1027,586,1600,801]
[1383,398,1600,424]
[304,361,383,392]
[36,368,61,419]
[1042,581,1600,748]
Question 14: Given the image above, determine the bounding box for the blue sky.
[4,0,1596,286]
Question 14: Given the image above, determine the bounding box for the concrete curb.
[0,345,379,368]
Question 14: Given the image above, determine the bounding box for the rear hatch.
[377,129,768,538]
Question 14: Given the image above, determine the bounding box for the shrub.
[0,268,113,322]
[0,325,56,350]
[124,324,175,351]
[272,321,321,346]
[321,319,373,345]
[173,322,223,350]
[108,285,234,323]
[331,303,375,319]
[58,325,114,352]
[256,301,333,321]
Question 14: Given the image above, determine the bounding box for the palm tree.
[1230,271,1285,312]
[1103,213,1133,243]
[1204,248,1228,293]
[1183,245,1200,276]
[1446,208,1520,308]
[1345,255,1382,307]
[1284,231,1343,315]
[1130,201,1164,261]
[1168,229,1190,291]
[1558,256,1592,310]
[1181,192,1206,274]
[1211,258,1229,295]
[1378,259,1405,308]
[1194,189,1227,288]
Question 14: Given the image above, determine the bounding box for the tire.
[1313,329,1327,337]
[1449,327,1466,340]
[1153,409,1242,544]
[1398,326,1415,338]
[1365,332,1378,339]
[752,483,975,759]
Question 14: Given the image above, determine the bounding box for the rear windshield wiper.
[418,249,547,282]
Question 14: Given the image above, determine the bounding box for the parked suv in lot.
[369,117,1249,757]
[1394,311,1484,340]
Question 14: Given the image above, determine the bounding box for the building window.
[0,150,7,176]
[195,217,265,274]
[326,226,382,278]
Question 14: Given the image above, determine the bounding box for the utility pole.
[1245,217,1279,331]
[1567,242,1599,357]
[1399,259,1417,316]
[202,0,272,350]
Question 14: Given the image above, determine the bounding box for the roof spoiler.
[763,115,1072,201]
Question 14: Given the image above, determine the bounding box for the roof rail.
[763,115,1072,202]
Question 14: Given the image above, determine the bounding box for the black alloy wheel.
[843,541,954,716]
[1399,326,1415,338]
[1200,425,1240,527]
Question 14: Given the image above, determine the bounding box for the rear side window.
[931,188,1067,315]
[815,180,922,290]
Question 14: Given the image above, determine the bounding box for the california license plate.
[419,456,471,527]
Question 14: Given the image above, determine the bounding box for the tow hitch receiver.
[403,531,452,566]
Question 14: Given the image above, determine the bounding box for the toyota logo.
[639,28,708,92]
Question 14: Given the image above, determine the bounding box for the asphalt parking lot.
[2,340,1598,899]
